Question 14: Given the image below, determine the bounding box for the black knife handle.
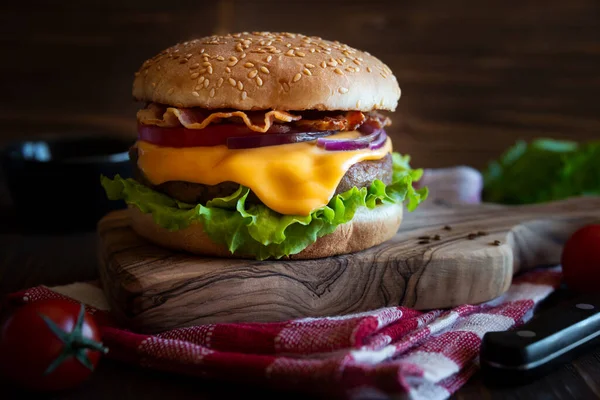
[480,291,600,386]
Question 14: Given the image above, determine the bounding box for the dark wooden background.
[2,0,599,169]
[1,1,600,399]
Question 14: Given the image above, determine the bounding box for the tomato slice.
[138,123,278,148]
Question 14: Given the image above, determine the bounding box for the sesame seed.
[190,72,200,79]
[228,60,238,67]
[186,53,193,58]
[355,67,360,72]
[244,62,255,68]
[380,72,387,78]
[303,68,312,76]
[237,81,243,90]
[366,67,372,73]
[249,69,258,78]
[208,66,214,74]
[202,62,211,67]
[216,56,225,61]
[334,68,344,75]
[167,88,174,94]
[241,91,247,100]
[293,73,302,82]
[296,51,305,57]
[285,49,295,56]
[320,61,327,68]
[200,48,205,53]
[194,85,201,90]
[198,76,205,84]
[192,91,200,97]
[204,79,210,88]
[338,87,349,94]
[260,66,270,74]
[356,99,361,108]
[266,55,272,62]
[285,43,292,48]
[225,67,231,73]
[199,68,207,74]
[190,63,200,69]
[353,59,361,66]
[309,48,316,53]
[283,82,290,92]
[228,78,236,87]
[305,63,315,69]
[217,78,224,87]
[209,88,216,98]
[256,76,263,86]
[327,60,338,67]
[345,66,354,72]
[240,53,247,59]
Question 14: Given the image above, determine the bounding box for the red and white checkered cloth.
[4,266,561,400]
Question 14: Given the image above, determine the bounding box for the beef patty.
[129,146,392,206]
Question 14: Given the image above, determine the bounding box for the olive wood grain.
[97,196,600,333]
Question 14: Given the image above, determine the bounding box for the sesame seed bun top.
[132,31,401,112]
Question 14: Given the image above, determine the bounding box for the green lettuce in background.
[101,152,428,260]
[482,138,600,204]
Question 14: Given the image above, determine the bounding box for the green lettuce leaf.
[101,151,428,260]
[482,138,600,204]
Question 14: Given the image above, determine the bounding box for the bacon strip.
[137,103,301,133]
[137,103,391,133]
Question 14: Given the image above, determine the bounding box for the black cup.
[0,133,135,233]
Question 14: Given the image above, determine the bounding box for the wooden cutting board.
[97,196,600,334]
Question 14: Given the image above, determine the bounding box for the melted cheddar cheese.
[136,130,392,216]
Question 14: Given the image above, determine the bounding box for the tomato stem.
[39,303,108,375]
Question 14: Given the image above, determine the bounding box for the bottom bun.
[129,203,403,260]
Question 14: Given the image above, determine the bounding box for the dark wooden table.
[1,176,599,399]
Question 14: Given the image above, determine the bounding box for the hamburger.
[101,32,428,260]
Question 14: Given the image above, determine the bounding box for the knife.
[480,290,600,386]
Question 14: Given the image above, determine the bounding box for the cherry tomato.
[0,299,108,392]
[560,224,600,293]
[138,123,272,147]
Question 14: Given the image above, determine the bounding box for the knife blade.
[480,290,600,386]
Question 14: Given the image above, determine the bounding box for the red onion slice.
[369,130,388,150]
[227,130,337,149]
[316,129,386,151]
